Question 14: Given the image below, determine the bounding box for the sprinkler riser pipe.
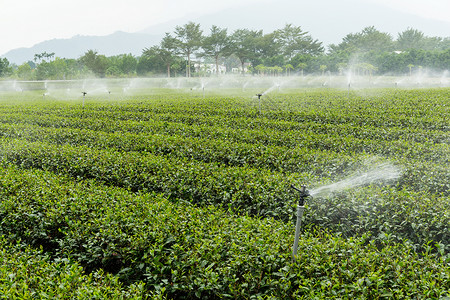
[292,205,305,259]
[256,93,262,114]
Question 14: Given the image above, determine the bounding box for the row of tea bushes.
[2,89,447,130]
[0,237,146,299]
[0,122,367,178]
[0,138,448,249]
[0,107,447,165]
[0,163,448,298]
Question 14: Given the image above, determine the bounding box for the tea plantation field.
[0,88,448,298]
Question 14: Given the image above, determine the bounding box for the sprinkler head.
[291,185,310,206]
[82,92,87,96]
[256,93,263,99]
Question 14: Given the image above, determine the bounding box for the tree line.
[1,23,449,80]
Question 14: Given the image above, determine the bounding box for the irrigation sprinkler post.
[291,185,310,261]
[82,92,87,108]
[256,93,263,114]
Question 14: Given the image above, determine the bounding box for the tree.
[255,64,266,76]
[284,64,294,76]
[329,26,394,53]
[34,52,55,63]
[79,50,108,77]
[253,32,281,67]
[34,53,43,64]
[297,62,307,76]
[51,57,68,79]
[229,29,262,75]
[336,63,347,75]
[356,63,377,76]
[106,54,137,76]
[0,58,12,77]
[138,46,167,75]
[202,25,229,75]
[274,24,323,59]
[397,28,425,50]
[174,22,203,77]
[119,54,138,75]
[319,64,327,75]
[16,63,33,80]
[64,59,83,79]
[160,33,181,77]
[142,33,179,78]
[408,64,414,76]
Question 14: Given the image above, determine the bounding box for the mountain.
[3,31,162,65]
[3,0,449,65]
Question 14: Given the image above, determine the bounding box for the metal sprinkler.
[290,185,310,261]
[256,93,263,114]
[82,92,87,108]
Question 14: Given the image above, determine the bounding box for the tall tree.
[397,28,425,50]
[274,24,324,59]
[254,32,282,67]
[174,22,203,77]
[79,50,108,77]
[329,26,394,53]
[229,29,262,74]
[137,47,165,75]
[142,33,179,78]
[160,33,180,77]
[201,25,229,75]
[0,58,11,77]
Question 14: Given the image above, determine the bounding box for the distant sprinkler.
[256,93,263,100]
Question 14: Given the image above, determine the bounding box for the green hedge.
[0,138,448,250]
[0,163,448,298]
[0,237,147,299]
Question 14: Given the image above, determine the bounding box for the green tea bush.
[0,163,448,298]
[0,88,448,298]
[0,237,146,299]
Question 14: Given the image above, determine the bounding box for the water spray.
[290,184,310,261]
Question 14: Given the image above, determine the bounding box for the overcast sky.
[0,0,449,55]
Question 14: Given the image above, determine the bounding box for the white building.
[194,63,227,75]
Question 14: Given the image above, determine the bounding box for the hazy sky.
[1,0,449,55]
